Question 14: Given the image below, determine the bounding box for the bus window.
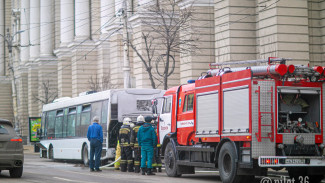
[101,100,108,124]
[62,108,69,138]
[67,107,76,137]
[81,104,91,125]
[91,101,102,123]
[47,111,56,138]
[55,110,64,138]
[80,104,91,136]
[76,105,82,136]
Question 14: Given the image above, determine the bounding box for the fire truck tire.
[288,168,324,183]
[164,142,181,177]
[218,142,241,183]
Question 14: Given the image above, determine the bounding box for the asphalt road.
[1,153,324,183]
[0,153,222,183]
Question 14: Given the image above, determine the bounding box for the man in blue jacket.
[137,116,157,175]
[87,116,103,172]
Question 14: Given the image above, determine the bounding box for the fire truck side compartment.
[223,86,249,132]
[196,92,219,135]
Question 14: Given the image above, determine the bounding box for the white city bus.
[37,89,164,165]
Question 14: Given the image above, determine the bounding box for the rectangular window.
[162,96,172,114]
[183,95,188,112]
[47,111,56,138]
[101,100,108,124]
[67,107,77,137]
[91,101,102,123]
[81,104,91,125]
[0,125,9,134]
[187,94,194,111]
[55,110,64,138]
[62,108,69,138]
[137,100,152,111]
[183,94,194,112]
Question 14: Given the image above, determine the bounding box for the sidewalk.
[23,145,39,155]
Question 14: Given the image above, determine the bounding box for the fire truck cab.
[153,58,325,183]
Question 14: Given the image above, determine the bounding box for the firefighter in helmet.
[131,115,145,173]
[151,117,162,172]
[119,117,134,172]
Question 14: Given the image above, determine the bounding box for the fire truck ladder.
[255,86,274,142]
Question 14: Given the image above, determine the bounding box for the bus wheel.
[218,142,241,183]
[164,142,181,177]
[48,146,54,160]
[82,144,89,167]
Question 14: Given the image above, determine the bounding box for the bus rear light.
[287,65,295,74]
[10,138,22,142]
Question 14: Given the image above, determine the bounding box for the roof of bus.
[43,88,164,112]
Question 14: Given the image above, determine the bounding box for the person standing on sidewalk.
[87,116,103,172]
[137,116,157,175]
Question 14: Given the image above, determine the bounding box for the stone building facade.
[0,0,325,143]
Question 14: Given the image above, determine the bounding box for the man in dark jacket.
[87,116,103,172]
[137,116,157,175]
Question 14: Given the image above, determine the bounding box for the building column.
[54,0,74,97]
[38,0,57,111]
[28,0,40,118]
[29,0,40,60]
[70,0,97,96]
[75,0,90,40]
[178,0,214,84]
[215,0,257,63]
[96,0,116,90]
[40,0,54,56]
[0,0,5,76]
[60,0,74,46]
[20,0,30,63]
[257,0,309,65]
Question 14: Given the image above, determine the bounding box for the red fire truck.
[152,58,325,183]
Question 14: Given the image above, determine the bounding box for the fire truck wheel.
[218,142,241,183]
[164,142,181,177]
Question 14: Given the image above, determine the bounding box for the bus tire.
[82,144,89,167]
[218,142,241,183]
[164,142,181,177]
[48,145,54,160]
